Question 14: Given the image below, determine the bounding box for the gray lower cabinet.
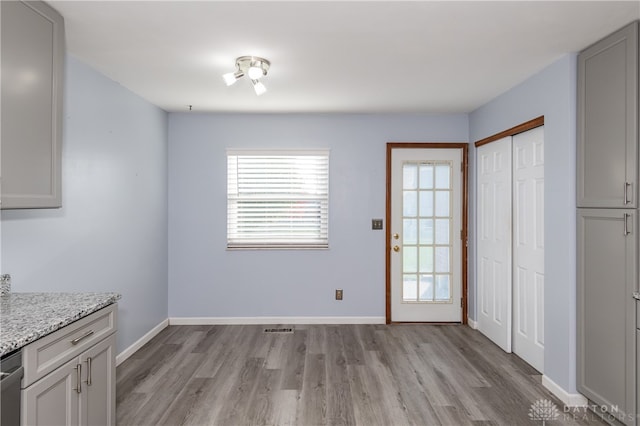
[80,335,116,426]
[0,0,64,209]
[577,21,638,208]
[22,357,79,425]
[577,209,636,424]
[21,304,117,426]
[22,334,116,426]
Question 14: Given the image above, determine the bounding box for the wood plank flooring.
[117,324,605,426]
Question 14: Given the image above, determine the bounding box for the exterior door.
[477,137,512,352]
[512,127,544,372]
[389,146,463,322]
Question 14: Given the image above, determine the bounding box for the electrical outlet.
[372,219,383,230]
[335,289,343,300]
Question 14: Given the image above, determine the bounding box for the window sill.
[226,244,329,250]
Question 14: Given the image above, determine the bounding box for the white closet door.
[512,127,545,372]
[477,137,512,352]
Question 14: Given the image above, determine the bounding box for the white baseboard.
[467,318,478,329]
[116,318,169,366]
[169,316,386,325]
[542,375,588,407]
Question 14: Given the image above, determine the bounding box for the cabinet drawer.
[22,304,117,387]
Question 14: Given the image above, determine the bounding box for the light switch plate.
[372,219,383,230]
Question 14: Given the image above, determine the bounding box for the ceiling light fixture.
[223,56,270,96]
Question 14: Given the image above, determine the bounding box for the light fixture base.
[235,56,270,76]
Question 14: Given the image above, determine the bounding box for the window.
[227,150,329,249]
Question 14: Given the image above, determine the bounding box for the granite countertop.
[0,292,121,357]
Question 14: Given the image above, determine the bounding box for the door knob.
[393,245,400,252]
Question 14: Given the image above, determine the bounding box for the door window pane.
[419,247,433,273]
[419,219,434,244]
[419,165,434,189]
[435,219,449,244]
[403,246,417,273]
[435,191,450,217]
[435,247,450,273]
[403,275,417,301]
[419,275,434,301]
[435,275,450,301]
[435,164,450,189]
[403,219,417,245]
[403,164,418,189]
[403,191,417,216]
[419,191,434,217]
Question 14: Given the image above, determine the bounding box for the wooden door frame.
[386,142,469,324]
[474,116,544,148]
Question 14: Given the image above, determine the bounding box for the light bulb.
[222,72,237,86]
[248,65,264,80]
[252,79,267,96]
[223,71,243,86]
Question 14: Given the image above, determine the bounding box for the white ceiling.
[50,1,639,114]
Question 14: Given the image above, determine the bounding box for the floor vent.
[264,328,294,334]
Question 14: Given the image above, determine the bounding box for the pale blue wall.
[469,54,578,392]
[0,50,580,398]
[168,113,468,318]
[1,56,169,354]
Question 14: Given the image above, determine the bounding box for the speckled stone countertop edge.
[0,292,121,357]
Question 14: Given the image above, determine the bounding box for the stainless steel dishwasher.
[1,350,23,426]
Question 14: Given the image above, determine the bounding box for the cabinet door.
[22,357,80,426]
[0,0,64,209]
[577,21,638,208]
[577,209,636,424]
[80,335,116,426]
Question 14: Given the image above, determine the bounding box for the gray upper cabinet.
[1,0,64,209]
[577,21,638,208]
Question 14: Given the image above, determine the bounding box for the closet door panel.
[477,137,512,352]
[512,127,544,373]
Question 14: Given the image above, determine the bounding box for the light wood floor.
[116,324,605,426]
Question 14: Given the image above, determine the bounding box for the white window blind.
[227,150,329,249]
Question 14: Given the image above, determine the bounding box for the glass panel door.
[390,146,462,322]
